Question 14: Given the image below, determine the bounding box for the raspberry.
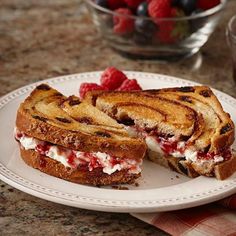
[117,79,142,91]
[156,20,176,43]
[154,6,175,43]
[100,67,127,90]
[154,7,188,44]
[79,83,104,99]
[124,0,144,9]
[107,0,126,10]
[197,0,221,10]
[171,7,179,16]
[113,8,134,35]
[148,0,172,21]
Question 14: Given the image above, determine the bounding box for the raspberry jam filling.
[126,125,232,163]
[15,129,141,175]
[156,136,184,156]
[197,149,232,162]
[155,136,232,162]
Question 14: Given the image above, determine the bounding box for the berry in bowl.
[85,0,226,61]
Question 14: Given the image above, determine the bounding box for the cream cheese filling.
[125,126,230,164]
[15,129,142,175]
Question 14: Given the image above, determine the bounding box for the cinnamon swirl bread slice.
[85,86,236,180]
[15,84,146,186]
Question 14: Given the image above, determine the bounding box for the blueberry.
[137,2,148,16]
[95,0,108,8]
[179,0,197,15]
[135,18,156,37]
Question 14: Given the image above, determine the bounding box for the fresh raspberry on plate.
[107,0,126,10]
[124,0,144,9]
[117,79,142,91]
[148,0,172,21]
[197,0,221,10]
[113,8,134,35]
[100,67,128,90]
[79,83,104,99]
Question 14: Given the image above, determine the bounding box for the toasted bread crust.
[143,86,235,152]
[20,147,139,186]
[16,84,146,161]
[147,150,199,178]
[148,150,236,180]
[16,109,145,160]
[214,152,236,180]
[85,87,235,153]
[86,91,198,137]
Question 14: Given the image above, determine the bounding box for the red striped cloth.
[131,194,236,236]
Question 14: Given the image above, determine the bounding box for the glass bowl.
[85,0,227,62]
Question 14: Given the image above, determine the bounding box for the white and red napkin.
[131,194,236,236]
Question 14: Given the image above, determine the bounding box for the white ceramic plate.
[0,72,235,213]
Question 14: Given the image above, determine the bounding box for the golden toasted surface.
[145,86,235,152]
[85,86,235,180]
[16,84,235,181]
[16,84,146,160]
[87,91,198,137]
[20,148,139,186]
[85,86,235,153]
[61,95,126,133]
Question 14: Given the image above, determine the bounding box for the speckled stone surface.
[0,0,236,235]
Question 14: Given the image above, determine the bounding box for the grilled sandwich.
[15,84,146,186]
[85,86,236,180]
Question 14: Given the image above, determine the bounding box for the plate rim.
[0,71,236,213]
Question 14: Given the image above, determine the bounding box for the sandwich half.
[15,84,146,186]
[84,86,236,180]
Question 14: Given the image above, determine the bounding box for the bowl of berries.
[85,0,226,61]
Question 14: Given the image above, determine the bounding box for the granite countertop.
[0,0,235,235]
